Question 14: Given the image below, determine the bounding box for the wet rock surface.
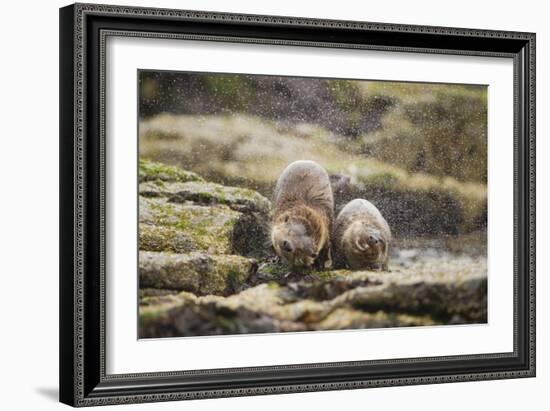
[138,159,488,338]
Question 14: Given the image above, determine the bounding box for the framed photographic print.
[59,3,536,407]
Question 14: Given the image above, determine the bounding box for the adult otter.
[271,160,334,268]
[334,199,391,271]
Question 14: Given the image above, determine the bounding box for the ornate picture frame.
[59,3,535,407]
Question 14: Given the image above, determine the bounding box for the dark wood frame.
[59,3,536,407]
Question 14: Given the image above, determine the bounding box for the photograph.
[56,2,536,406]
[137,71,488,338]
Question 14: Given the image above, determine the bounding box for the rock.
[139,180,271,214]
[139,158,204,183]
[329,269,487,323]
[139,257,487,337]
[316,309,437,330]
[139,224,196,253]
[138,287,311,338]
[139,194,270,257]
[230,212,273,258]
[139,197,242,254]
[139,288,179,301]
[135,159,487,338]
[139,298,302,338]
[139,251,258,296]
[139,114,341,192]
[137,162,272,300]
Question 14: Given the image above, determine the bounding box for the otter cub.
[334,199,391,271]
[271,160,334,268]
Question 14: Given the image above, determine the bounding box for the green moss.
[141,197,241,254]
[316,270,352,281]
[174,209,234,253]
[139,251,256,296]
[140,179,271,214]
[139,158,204,183]
[200,255,255,295]
[225,269,247,293]
[139,224,195,253]
[261,264,285,276]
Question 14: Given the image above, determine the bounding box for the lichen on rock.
[139,261,486,337]
[139,158,204,183]
[139,197,243,254]
[139,224,197,254]
[139,251,257,296]
[139,180,271,214]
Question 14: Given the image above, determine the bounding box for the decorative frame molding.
[60,3,535,407]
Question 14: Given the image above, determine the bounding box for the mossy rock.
[139,251,258,296]
[139,224,196,253]
[249,261,349,287]
[139,158,204,183]
[139,288,179,301]
[139,253,487,337]
[138,113,344,192]
[139,197,242,254]
[139,180,271,214]
[139,297,292,338]
[230,211,272,258]
[315,309,437,330]
[342,270,487,323]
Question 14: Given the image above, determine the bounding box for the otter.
[333,198,391,271]
[271,160,334,268]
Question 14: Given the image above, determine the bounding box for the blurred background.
[138,71,487,238]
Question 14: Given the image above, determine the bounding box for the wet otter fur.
[271,160,334,268]
[334,199,391,271]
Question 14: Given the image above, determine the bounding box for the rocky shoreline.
[138,159,487,338]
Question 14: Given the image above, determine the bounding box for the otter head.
[343,221,387,269]
[272,211,323,268]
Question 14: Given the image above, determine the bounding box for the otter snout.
[272,222,319,268]
[282,240,293,253]
[355,235,378,251]
[355,238,369,252]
